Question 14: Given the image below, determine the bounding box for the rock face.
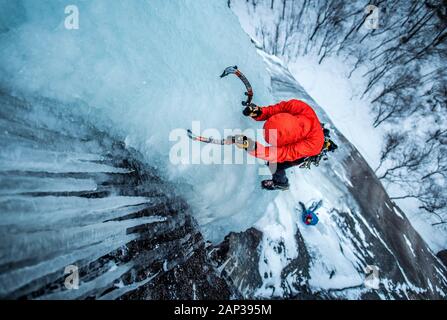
[437,251,447,269]
[0,91,229,299]
[209,228,263,297]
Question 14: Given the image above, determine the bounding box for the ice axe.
[220,66,253,106]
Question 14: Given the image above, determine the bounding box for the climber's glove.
[326,139,338,152]
[233,135,256,152]
[242,103,262,118]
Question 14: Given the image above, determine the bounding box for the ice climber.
[233,99,327,191]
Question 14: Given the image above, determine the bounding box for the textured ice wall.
[0,0,277,241]
[0,92,231,299]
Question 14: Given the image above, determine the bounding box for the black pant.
[269,158,305,185]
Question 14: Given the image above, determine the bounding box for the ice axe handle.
[220,65,253,106]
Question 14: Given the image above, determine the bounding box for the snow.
[290,171,364,292]
[254,163,366,296]
[255,197,299,297]
[252,53,375,297]
[392,206,404,219]
[399,200,447,253]
[229,3,447,298]
[248,52,446,298]
[288,54,447,254]
[403,235,417,258]
[288,56,383,170]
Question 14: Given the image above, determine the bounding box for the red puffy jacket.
[249,99,324,163]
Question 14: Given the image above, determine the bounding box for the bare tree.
[235,0,447,221]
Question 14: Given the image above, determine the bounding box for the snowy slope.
[288,57,447,255]
[212,51,447,299]
[229,0,447,256]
